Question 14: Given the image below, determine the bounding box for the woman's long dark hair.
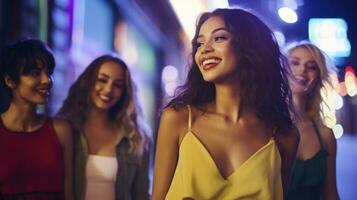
[168,8,293,131]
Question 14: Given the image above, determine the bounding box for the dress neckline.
[181,131,276,181]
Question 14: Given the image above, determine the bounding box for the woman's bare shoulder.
[161,105,188,122]
[51,117,73,147]
[159,105,192,141]
[52,117,72,133]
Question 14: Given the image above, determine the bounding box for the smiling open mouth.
[202,58,221,70]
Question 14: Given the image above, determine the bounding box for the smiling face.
[7,61,52,105]
[194,16,238,83]
[288,47,320,94]
[90,61,125,111]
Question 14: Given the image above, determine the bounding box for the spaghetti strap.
[186,105,192,132]
[311,120,325,149]
[272,127,278,137]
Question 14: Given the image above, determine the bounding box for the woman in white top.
[58,55,151,200]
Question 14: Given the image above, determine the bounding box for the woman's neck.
[213,83,242,123]
[1,102,41,131]
[84,107,114,130]
[292,92,310,121]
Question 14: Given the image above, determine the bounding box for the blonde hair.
[284,41,337,122]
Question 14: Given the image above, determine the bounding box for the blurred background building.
[1,0,356,199]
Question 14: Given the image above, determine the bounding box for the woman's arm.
[321,127,340,200]
[53,118,74,200]
[276,125,300,197]
[151,107,186,200]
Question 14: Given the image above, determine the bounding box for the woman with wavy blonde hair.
[57,55,150,200]
[284,41,339,200]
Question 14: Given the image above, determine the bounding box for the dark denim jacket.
[73,132,151,200]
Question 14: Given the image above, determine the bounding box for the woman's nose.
[104,82,113,93]
[201,42,214,54]
[41,71,51,84]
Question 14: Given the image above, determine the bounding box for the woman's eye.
[97,78,107,83]
[196,41,203,48]
[113,82,124,88]
[290,60,299,66]
[307,65,318,71]
[29,70,41,76]
[214,36,227,42]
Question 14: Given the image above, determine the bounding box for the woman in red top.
[0,39,73,200]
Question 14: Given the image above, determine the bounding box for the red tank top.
[0,117,64,199]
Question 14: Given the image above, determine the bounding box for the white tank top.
[85,155,118,200]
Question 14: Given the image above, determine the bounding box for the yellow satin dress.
[165,105,283,200]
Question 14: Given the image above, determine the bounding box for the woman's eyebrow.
[197,27,229,39]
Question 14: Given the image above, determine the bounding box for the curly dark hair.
[168,8,293,131]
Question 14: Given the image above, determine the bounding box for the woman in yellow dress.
[152,8,300,200]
